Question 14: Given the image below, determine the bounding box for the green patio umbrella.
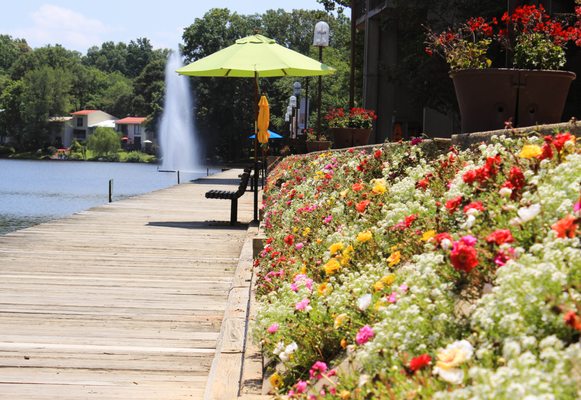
[176,34,335,221]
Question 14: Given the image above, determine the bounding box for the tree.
[0,35,30,73]
[84,41,128,75]
[181,8,352,161]
[20,66,72,149]
[86,127,121,157]
[126,38,154,78]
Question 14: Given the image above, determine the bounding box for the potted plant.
[305,128,332,152]
[325,107,377,149]
[426,4,580,133]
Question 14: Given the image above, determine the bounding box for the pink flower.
[574,201,581,213]
[295,380,308,393]
[356,325,374,345]
[309,361,328,379]
[290,283,298,292]
[388,292,398,303]
[460,235,477,246]
[323,215,333,224]
[295,298,310,311]
[295,242,304,250]
[399,284,408,293]
[267,323,279,334]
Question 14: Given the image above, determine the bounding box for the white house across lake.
[49,110,154,151]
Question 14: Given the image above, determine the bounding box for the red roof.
[71,110,98,116]
[116,117,147,125]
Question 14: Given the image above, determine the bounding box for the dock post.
[108,179,113,203]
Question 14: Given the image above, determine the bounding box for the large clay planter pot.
[328,128,372,149]
[450,68,576,133]
[306,140,332,152]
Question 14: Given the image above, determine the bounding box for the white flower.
[273,341,285,355]
[357,293,372,311]
[285,341,298,354]
[440,238,452,250]
[433,365,465,384]
[433,340,474,384]
[358,374,370,387]
[462,214,476,229]
[499,187,513,197]
[516,204,541,223]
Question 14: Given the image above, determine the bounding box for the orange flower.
[551,215,578,238]
[355,200,370,213]
[352,182,364,192]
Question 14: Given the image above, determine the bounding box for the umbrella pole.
[253,73,259,222]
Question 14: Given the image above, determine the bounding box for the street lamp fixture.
[313,21,330,139]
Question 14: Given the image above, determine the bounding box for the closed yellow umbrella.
[257,95,270,144]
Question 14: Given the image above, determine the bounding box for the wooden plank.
[0,169,254,400]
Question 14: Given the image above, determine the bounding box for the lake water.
[0,159,207,235]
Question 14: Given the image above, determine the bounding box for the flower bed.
[253,133,580,399]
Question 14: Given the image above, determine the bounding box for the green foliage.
[514,33,566,70]
[181,8,352,161]
[86,127,121,157]
[0,35,30,72]
[120,151,156,163]
[0,145,15,156]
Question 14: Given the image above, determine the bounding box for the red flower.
[374,149,383,159]
[564,310,581,331]
[508,167,526,191]
[445,196,463,213]
[553,132,574,152]
[486,229,515,245]
[409,354,432,372]
[463,201,485,214]
[355,200,370,213]
[417,178,429,189]
[551,215,578,238]
[284,235,295,246]
[450,241,479,273]
[462,169,477,184]
[352,182,364,192]
[435,232,454,248]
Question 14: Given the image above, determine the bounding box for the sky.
[1,1,327,53]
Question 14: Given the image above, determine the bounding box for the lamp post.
[313,21,330,139]
[289,95,297,139]
[293,81,301,137]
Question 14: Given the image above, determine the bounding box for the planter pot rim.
[449,68,576,80]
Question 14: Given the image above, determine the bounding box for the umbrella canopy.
[249,130,283,139]
[257,95,270,144]
[176,34,335,78]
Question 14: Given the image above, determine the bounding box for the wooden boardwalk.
[0,169,254,399]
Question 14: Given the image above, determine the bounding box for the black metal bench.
[205,171,251,225]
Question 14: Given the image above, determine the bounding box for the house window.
[135,124,141,135]
[76,117,83,127]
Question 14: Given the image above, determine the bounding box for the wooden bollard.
[108,179,113,203]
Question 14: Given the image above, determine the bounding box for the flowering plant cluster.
[426,4,581,70]
[324,107,377,129]
[253,129,580,398]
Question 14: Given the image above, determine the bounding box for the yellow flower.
[302,227,311,237]
[340,338,348,349]
[519,144,542,159]
[269,372,283,388]
[340,189,349,198]
[356,230,373,243]
[329,242,344,255]
[387,251,401,267]
[381,274,396,285]
[341,245,354,266]
[373,280,384,291]
[371,179,387,195]
[324,258,341,275]
[299,265,307,274]
[340,390,351,400]
[293,227,298,233]
[334,313,348,329]
[317,282,329,296]
[316,238,323,244]
[421,230,437,242]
